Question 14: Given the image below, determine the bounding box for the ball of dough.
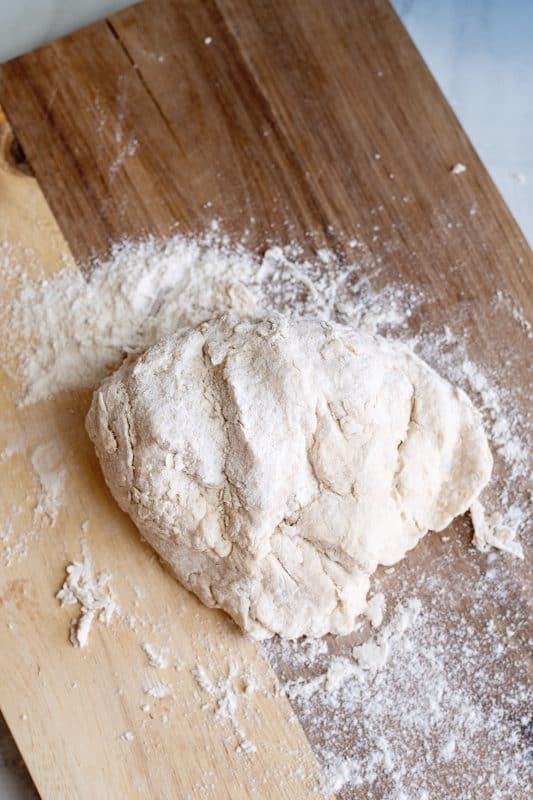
[86,315,492,639]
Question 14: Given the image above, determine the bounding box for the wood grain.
[0,110,326,800]
[0,0,531,797]
[0,0,531,314]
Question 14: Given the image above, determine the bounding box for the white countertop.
[1,2,531,797]
[395,0,532,243]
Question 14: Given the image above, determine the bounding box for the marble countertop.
[1,1,531,797]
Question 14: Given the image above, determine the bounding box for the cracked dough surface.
[86,315,492,638]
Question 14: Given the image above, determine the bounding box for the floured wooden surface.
[1,144,531,800]
[265,520,532,797]
[3,219,531,800]
[0,114,327,800]
[0,1,531,797]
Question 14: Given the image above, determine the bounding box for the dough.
[86,315,492,638]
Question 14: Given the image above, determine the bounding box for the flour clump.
[86,315,492,639]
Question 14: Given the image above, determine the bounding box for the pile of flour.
[4,229,419,405]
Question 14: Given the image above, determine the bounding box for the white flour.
[31,442,66,525]
[142,679,173,699]
[266,583,532,798]
[470,499,524,559]
[56,542,118,647]
[193,658,261,754]
[0,228,530,797]
[363,592,386,628]
[494,290,532,337]
[141,642,169,669]
[0,439,66,566]
[4,230,417,405]
[352,597,421,672]
[284,598,421,702]
[461,358,528,477]
[450,162,467,175]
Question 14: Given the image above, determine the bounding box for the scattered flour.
[494,290,532,337]
[270,636,329,673]
[0,439,67,565]
[31,442,66,525]
[0,228,530,797]
[109,136,138,176]
[56,542,118,647]
[141,642,169,669]
[470,499,524,559]
[3,232,418,405]
[352,598,421,672]
[284,598,421,701]
[0,523,34,567]
[142,679,173,699]
[192,659,261,754]
[461,358,528,476]
[266,586,532,799]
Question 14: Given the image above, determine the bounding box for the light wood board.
[0,107,327,799]
[0,1,531,798]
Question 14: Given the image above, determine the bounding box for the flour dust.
[265,558,532,799]
[0,226,531,797]
[56,541,118,647]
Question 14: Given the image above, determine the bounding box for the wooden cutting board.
[0,1,531,798]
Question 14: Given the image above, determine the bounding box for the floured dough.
[86,316,492,638]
